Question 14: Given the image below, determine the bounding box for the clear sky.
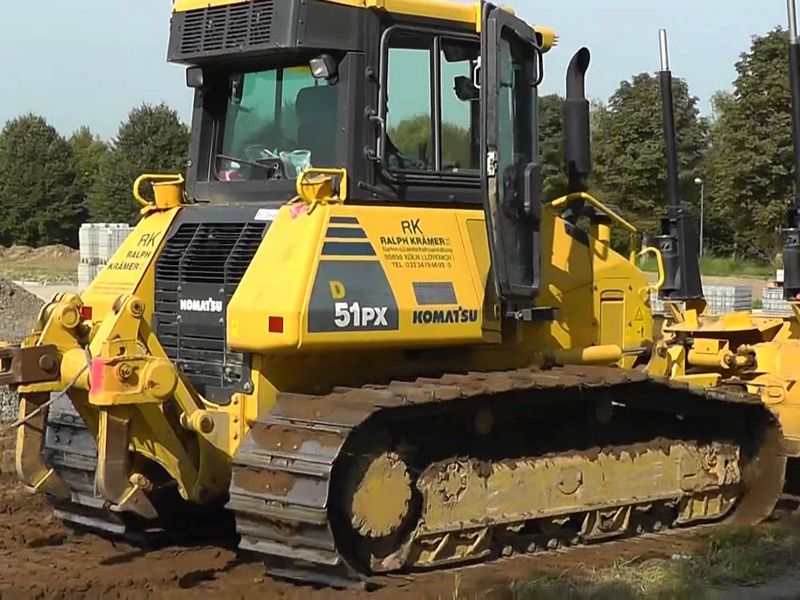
[0,0,789,140]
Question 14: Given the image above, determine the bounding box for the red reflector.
[80,306,93,321]
[268,316,284,333]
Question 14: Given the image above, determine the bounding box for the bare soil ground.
[0,427,718,600]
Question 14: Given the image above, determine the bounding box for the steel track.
[227,365,786,587]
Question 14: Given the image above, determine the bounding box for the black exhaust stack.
[653,30,704,303]
[562,48,592,224]
[565,48,592,194]
[784,0,800,301]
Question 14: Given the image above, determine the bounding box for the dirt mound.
[0,279,45,421]
[0,278,44,342]
[0,245,78,263]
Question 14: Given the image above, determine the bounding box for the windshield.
[218,66,338,182]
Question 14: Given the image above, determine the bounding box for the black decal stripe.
[326,227,368,239]
[329,216,360,225]
[322,242,377,257]
[308,261,399,333]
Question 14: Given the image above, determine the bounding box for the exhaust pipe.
[561,48,592,224]
[653,30,704,304]
[783,0,800,300]
[565,48,592,194]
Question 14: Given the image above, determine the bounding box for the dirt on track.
[0,431,718,600]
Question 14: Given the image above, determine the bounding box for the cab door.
[481,3,544,316]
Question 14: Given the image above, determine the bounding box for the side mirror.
[454,76,479,102]
[186,67,205,89]
[524,162,543,222]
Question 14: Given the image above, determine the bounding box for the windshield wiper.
[216,154,285,181]
[217,154,277,171]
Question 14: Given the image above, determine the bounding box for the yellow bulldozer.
[0,0,790,587]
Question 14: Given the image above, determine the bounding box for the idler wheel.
[349,452,412,538]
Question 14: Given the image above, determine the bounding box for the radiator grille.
[154,221,267,402]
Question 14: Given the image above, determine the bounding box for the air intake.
[176,0,275,59]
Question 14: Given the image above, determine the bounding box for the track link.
[228,365,786,587]
[42,396,237,546]
[32,366,786,589]
[44,397,133,537]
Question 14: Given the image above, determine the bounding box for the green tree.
[0,114,84,246]
[388,115,472,169]
[388,102,569,188]
[69,126,109,209]
[89,103,190,223]
[706,29,792,260]
[703,91,739,257]
[593,73,709,234]
[539,94,568,201]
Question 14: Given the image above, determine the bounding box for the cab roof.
[172,0,556,50]
[173,0,520,29]
[173,0,482,27]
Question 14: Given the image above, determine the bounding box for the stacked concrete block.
[762,287,794,316]
[650,285,752,316]
[703,285,753,315]
[78,223,134,289]
[649,294,669,316]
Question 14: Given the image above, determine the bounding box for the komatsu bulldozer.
[0,0,787,587]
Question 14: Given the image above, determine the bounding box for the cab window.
[218,66,338,181]
[383,30,480,176]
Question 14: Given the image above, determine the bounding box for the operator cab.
[169,0,550,311]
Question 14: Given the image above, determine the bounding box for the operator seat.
[295,85,338,167]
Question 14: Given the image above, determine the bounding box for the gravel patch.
[0,279,45,422]
[0,388,16,423]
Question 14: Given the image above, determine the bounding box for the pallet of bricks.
[650,285,752,316]
[78,223,134,289]
[762,287,794,316]
[759,269,793,316]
